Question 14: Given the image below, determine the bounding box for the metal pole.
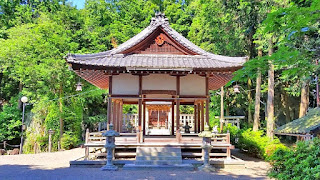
[19,103,25,154]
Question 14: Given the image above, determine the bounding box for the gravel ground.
[0,148,271,180]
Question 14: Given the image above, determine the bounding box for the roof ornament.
[150,12,169,26]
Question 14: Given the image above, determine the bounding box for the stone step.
[136,147,181,153]
[136,152,181,156]
[122,164,194,171]
[136,156,182,161]
[135,146,182,165]
[135,160,182,165]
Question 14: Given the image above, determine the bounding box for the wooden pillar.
[176,76,181,142]
[107,97,112,125]
[112,100,116,130]
[176,99,180,142]
[107,76,112,130]
[220,86,224,133]
[143,102,146,136]
[171,101,175,135]
[194,103,197,133]
[119,101,123,133]
[205,76,210,125]
[206,99,210,126]
[197,102,201,133]
[138,75,143,142]
[201,101,204,131]
[117,100,121,132]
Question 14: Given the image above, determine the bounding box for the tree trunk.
[267,38,274,140]
[247,78,253,125]
[299,79,310,118]
[281,87,291,123]
[253,49,262,131]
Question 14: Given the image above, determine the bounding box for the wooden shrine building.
[66,13,246,142]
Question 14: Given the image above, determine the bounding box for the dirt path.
[0,148,271,180]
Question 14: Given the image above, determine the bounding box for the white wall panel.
[142,74,176,90]
[112,74,139,94]
[180,74,205,96]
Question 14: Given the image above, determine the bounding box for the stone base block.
[101,165,119,171]
[123,164,194,171]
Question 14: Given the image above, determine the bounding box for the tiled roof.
[275,108,320,134]
[66,13,247,70]
[67,54,244,70]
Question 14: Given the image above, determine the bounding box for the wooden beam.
[179,95,207,98]
[111,95,139,98]
[142,90,176,95]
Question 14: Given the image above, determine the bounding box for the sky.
[68,0,85,9]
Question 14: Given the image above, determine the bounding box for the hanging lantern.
[233,85,240,93]
[76,81,83,91]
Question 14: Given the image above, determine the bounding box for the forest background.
[0,0,319,152]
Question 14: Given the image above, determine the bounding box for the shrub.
[269,138,320,180]
[223,124,241,145]
[237,129,286,159]
[61,131,79,150]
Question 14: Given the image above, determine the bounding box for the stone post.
[48,129,55,153]
[101,124,120,171]
[198,124,214,172]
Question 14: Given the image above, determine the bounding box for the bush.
[269,138,320,180]
[61,131,79,150]
[223,124,241,145]
[237,129,286,159]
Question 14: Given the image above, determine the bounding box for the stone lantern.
[101,124,120,171]
[198,123,214,171]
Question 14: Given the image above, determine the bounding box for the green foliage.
[237,129,287,159]
[222,124,240,145]
[61,131,79,150]
[123,105,138,114]
[0,96,21,142]
[209,112,219,128]
[269,138,320,180]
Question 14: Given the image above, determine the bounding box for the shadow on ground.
[0,164,268,180]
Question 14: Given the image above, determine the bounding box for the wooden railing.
[83,129,137,160]
[210,133,234,160]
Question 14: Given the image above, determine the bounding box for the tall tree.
[253,48,262,131]
[267,38,275,139]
